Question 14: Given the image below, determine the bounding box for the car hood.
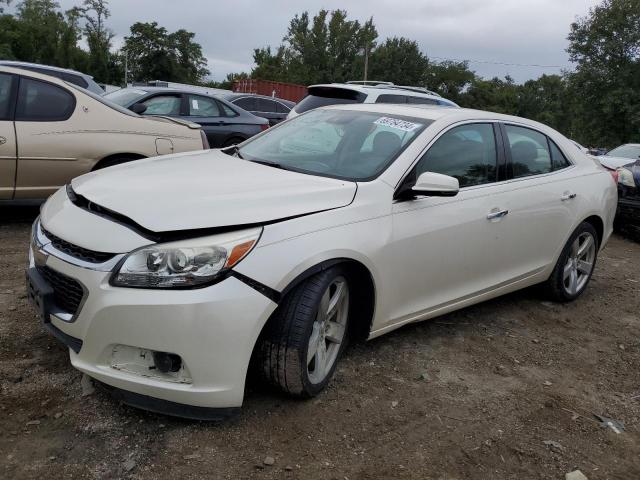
[598,155,637,170]
[70,150,357,234]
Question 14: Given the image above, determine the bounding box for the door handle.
[487,209,509,220]
[561,192,577,201]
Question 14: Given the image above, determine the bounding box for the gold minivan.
[0,66,208,201]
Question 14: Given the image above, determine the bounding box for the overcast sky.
[52,0,600,84]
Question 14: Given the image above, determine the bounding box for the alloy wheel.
[563,232,596,295]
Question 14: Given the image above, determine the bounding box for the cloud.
[55,0,600,83]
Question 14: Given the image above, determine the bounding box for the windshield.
[607,144,640,159]
[238,109,431,181]
[65,82,141,117]
[104,88,148,107]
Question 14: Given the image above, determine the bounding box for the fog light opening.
[152,351,182,373]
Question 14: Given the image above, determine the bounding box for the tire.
[223,137,245,148]
[544,222,599,302]
[257,266,352,397]
[93,156,138,170]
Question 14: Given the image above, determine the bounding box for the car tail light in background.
[260,124,269,132]
[200,130,210,149]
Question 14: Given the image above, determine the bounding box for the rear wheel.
[544,222,598,302]
[257,266,351,397]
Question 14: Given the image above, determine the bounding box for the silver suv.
[288,80,458,118]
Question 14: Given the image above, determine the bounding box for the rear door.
[494,123,577,279]
[182,94,229,147]
[14,76,78,199]
[255,98,282,126]
[0,72,17,199]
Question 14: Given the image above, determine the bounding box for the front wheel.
[257,266,351,397]
[544,222,598,302]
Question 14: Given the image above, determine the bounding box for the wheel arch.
[92,153,147,171]
[582,214,604,249]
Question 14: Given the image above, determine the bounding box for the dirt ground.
[1,205,639,480]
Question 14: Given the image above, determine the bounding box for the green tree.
[368,37,427,85]
[81,0,114,82]
[123,21,209,84]
[461,76,519,114]
[566,0,640,146]
[517,74,570,134]
[423,60,476,104]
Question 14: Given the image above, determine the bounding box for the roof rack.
[345,80,441,97]
[388,85,442,97]
[346,80,395,86]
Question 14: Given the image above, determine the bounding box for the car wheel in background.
[223,137,245,148]
[257,266,351,397]
[545,222,598,302]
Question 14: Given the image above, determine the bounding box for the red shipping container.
[233,79,308,103]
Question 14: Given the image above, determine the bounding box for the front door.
[0,72,17,199]
[14,76,78,199]
[381,122,511,328]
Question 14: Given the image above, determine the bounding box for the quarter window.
[550,141,571,170]
[416,123,498,187]
[187,95,221,117]
[15,77,75,121]
[142,95,182,115]
[276,102,290,114]
[0,73,14,120]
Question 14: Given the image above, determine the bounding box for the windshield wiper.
[249,159,291,171]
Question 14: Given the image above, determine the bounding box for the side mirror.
[130,103,147,114]
[412,172,459,197]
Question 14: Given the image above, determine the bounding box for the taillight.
[260,123,269,132]
[604,166,618,184]
[200,130,210,149]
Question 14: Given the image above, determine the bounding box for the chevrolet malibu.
[27,104,617,419]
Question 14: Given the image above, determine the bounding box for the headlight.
[618,168,636,187]
[111,227,262,288]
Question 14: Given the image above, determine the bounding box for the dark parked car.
[0,60,104,94]
[217,93,295,126]
[104,87,269,148]
[615,159,640,233]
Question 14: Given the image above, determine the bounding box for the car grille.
[36,266,85,315]
[42,227,116,264]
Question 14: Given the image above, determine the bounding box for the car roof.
[323,103,560,132]
[0,60,93,78]
[308,82,457,106]
[219,92,295,105]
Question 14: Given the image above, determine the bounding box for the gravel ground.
[1,205,639,480]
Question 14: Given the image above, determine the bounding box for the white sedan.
[27,104,617,419]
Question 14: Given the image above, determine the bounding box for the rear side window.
[0,73,15,120]
[293,87,366,114]
[376,94,407,104]
[550,141,571,170]
[142,95,182,115]
[504,125,557,178]
[219,102,238,117]
[15,77,75,121]
[416,123,497,188]
[275,101,290,114]
[407,96,439,105]
[187,95,221,117]
[18,66,89,89]
[233,97,256,111]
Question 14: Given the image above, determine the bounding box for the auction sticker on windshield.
[374,117,421,132]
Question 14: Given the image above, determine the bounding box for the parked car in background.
[105,87,269,148]
[615,159,640,232]
[0,66,207,202]
[27,103,616,418]
[597,144,640,170]
[0,60,104,94]
[287,81,458,118]
[217,92,295,126]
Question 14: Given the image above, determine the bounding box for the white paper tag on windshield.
[192,99,199,110]
[374,117,420,132]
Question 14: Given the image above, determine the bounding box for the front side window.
[142,95,181,115]
[187,95,220,117]
[0,73,15,120]
[234,97,256,111]
[15,77,75,121]
[257,98,277,112]
[238,109,430,180]
[505,125,552,178]
[416,123,497,187]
